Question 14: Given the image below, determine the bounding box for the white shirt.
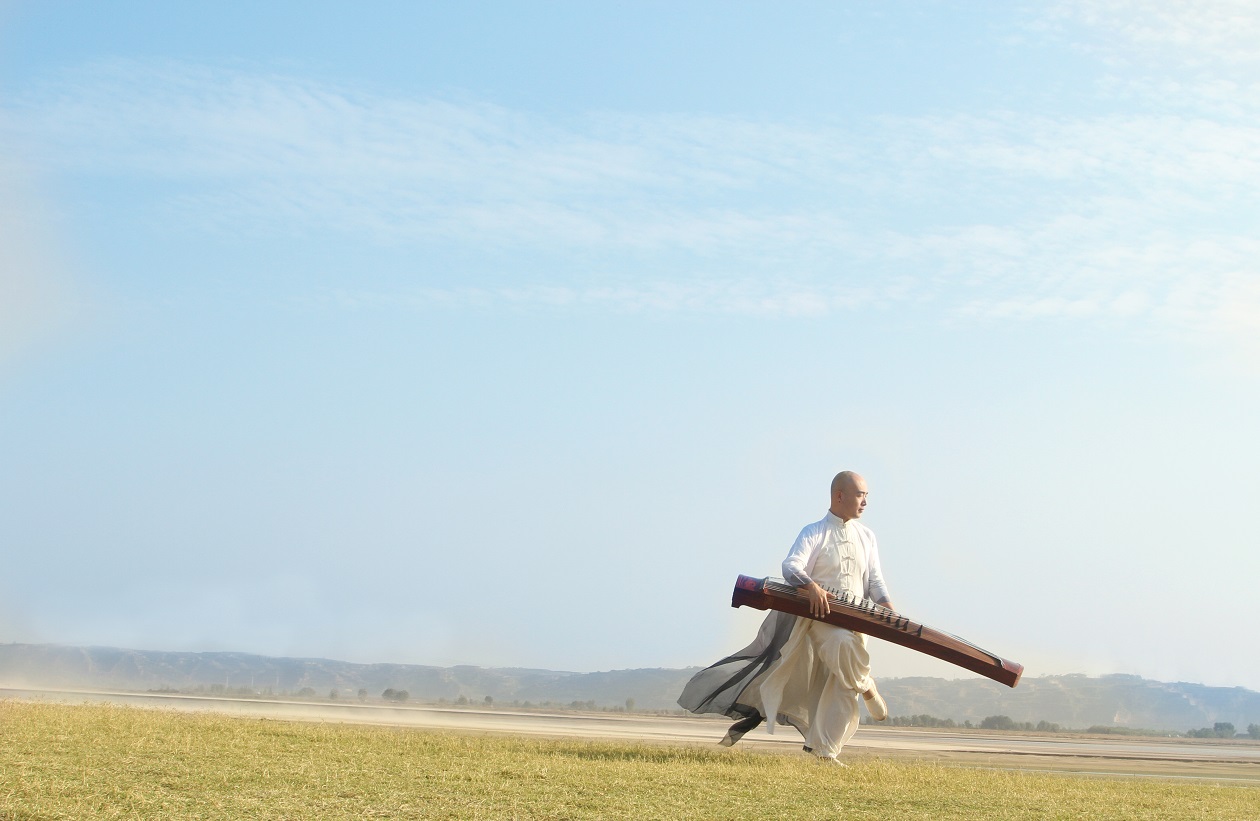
[781,511,891,604]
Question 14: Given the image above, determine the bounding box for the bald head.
[829,471,868,521]
[831,471,860,497]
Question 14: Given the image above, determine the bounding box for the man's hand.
[802,582,832,618]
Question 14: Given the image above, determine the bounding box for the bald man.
[678,470,896,764]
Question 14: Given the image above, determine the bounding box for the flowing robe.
[678,512,890,757]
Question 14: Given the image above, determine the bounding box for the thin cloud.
[1044,0,1260,68]
[314,279,883,319]
[1040,0,1260,120]
[6,7,1260,350]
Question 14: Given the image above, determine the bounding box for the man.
[678,470,895,764]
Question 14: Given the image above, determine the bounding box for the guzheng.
[732,574,1023,688]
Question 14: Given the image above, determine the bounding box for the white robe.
[742,513,884,757]
[677,511,891,757]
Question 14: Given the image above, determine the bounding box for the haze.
[2,2,1258,692]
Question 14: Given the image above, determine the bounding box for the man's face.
[833,475,868,521]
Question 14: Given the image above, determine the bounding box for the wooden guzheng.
[732,574,1023,688]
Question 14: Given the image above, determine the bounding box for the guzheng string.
[737,573,1022,686]
[763,577,998,655]
[763,577,915,630]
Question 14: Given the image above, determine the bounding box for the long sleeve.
[864,533,891,604]
[782,523,824,587]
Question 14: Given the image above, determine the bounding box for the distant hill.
[2,643,1257,733]
[878,674,1260,732]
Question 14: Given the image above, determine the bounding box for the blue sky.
[3,1,1259,692]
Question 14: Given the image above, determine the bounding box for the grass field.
[2,700,1257,820]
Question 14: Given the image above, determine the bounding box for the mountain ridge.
[2,642,1257,733]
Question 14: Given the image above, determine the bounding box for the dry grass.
[1,700,1256,820]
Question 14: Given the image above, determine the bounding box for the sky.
[2,1,1259,693]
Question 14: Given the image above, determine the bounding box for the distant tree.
[484,695,494,706]
[456,695,468,706]
[329,689,338,700]
[383,688,410,702]
[358,688,368,703]
[889,714,958,729]
[1248,724,1260,740]
[980,715,1016,731]
[625,698,635,712]
[1187,725,1237,738]
[297,687,316,698]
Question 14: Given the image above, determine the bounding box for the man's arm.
[783,524,823,588]
[802,585,897,618]
[863,528,893,610]
[800,581,832,618]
